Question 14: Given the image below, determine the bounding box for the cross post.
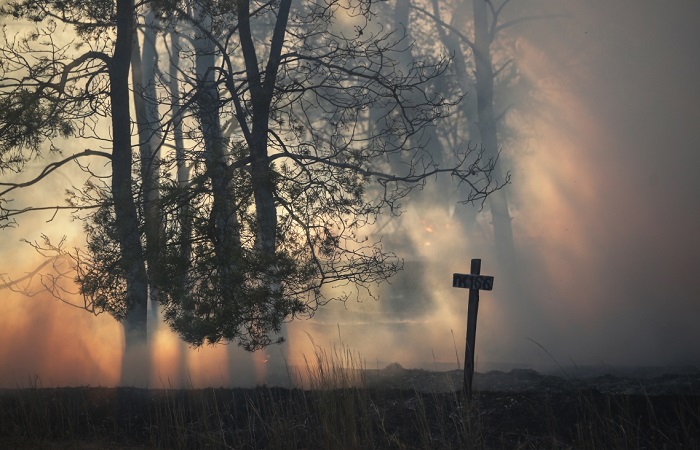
[452,258,494,400]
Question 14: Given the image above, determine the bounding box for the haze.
[1,0,699,387]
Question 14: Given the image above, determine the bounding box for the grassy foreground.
[1,345,699,449]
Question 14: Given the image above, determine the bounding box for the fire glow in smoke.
[2,0,700,387]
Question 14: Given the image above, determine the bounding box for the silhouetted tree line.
[0,0,516,381]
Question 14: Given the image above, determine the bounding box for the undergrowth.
[1,342,698,449]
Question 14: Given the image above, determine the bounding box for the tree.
[1,0,505,373]
[403,0,565,346]
[152,0,505,350]
[131,5,164,329]
[410,0,563,251]
[1,0,150,383]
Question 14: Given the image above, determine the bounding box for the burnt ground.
[1,365,699,449]
[365,363,700,395]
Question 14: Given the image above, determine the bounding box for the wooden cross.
[453,258,494,399]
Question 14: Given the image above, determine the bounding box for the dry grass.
[1,343,699,449]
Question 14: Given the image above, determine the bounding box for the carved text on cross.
[453,273,494,291]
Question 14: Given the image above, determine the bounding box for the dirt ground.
[1,366,698,449]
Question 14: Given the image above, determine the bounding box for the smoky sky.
[1,0,700,387]
[307,0,700,371]
[508,0,700,367]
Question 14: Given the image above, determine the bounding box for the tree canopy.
[0,0,506,351]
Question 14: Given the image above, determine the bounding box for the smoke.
[2,0,699,387]
[0,287,120,387]
[500,0,700,367]
[291,0,700,372]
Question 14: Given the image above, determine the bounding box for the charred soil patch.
[1,371,699,449]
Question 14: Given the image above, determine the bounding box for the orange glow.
[0,287,122,387]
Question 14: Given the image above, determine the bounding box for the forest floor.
[1,365,699,449]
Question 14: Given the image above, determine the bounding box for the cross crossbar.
[453,273,494,290]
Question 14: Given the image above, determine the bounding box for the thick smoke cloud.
[297,0,700,372]
[502,0,700,368]
[1,0,699,386]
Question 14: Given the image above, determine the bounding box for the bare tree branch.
[0,149,111,197]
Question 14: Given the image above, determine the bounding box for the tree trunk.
[194,2,241,270]
[427,0,480,228]
[396,0,453,210]
[111,0,149,385]
[472,0,516,265]
[468,0,536,346]
[131,7,166,386]
[169,21,190,385]
[235,0,292,364]
[193,3,255,383]
[236,0,288,257]
[131,7,163,333]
